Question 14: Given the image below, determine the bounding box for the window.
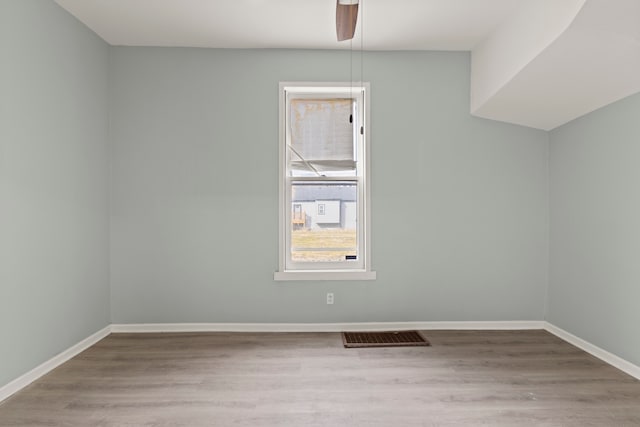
[275,83,375,281]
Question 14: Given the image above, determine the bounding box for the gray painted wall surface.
[110,48,549,323]
[549,92,640,366]
[0,1,110,386]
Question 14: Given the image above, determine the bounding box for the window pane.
[291,182,357,262]
[289,98,356,176]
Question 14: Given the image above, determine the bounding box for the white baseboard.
[110,320,545,333]
[0,325,111,403]
[544,322,640,380]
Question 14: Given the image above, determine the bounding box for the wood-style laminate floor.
[1,330,639,426]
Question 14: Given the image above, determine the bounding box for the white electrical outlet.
[326,293,334,305]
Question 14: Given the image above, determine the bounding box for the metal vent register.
[342,331,430,348]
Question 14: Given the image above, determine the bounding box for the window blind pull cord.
[287,144,324,177]
[350,36,353,103]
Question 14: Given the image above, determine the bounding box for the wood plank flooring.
[1,330,639,426]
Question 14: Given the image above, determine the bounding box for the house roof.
[292,184,356,203]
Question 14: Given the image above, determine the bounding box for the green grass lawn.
[291,228,357,262]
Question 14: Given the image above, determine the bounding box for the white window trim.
[275,82,376,281]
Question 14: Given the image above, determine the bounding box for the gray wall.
[110,48,549,323]
[549,92,640,366]
[0,1,110,386]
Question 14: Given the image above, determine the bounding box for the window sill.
[274,270,377,281]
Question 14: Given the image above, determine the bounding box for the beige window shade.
[289,98,355,172]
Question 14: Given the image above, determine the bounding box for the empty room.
[1,0,640,425]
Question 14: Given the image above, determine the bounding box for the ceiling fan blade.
[336,0,359,41]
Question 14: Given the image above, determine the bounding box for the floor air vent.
[342,331,430,348]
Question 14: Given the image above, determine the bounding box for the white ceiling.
[471,0,640,130]
[54,0,640,130]
[54,0,530,50]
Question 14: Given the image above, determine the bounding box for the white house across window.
[275,83,376,281]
